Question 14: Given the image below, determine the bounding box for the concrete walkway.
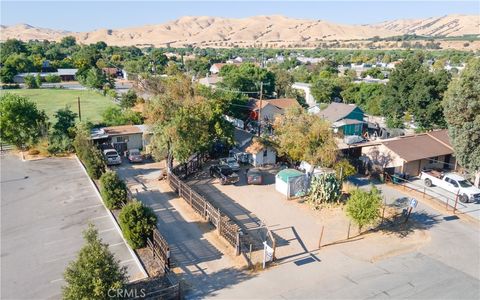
[115,162,250,298]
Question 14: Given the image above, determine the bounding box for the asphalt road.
[1,154,145,300]
[210,180,480,299]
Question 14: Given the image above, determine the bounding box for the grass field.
[0,89,116,124]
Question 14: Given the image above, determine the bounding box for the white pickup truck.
[420,170,480,203]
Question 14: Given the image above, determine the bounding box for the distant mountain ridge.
[1,14,478,48]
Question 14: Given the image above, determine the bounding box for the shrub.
[120,90,138,108]
[100,171,127,209]
[47,132,73,154]
[27,149,40,155]
[63,224,127,299]
[346,186,382,232]
[119,201,157,249]
[45,74,61,83]
[334,159,356,182]
[84,147,105,180]
[307,173,341,209]
[24,75,39,89]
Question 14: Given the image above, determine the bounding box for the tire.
[459,194,469,203]
[424,178,432,187]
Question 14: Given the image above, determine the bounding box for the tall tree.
[443,58,480,174]
[274,107,337,168]
[63,224,127,300]
[219,63,275,96]
[0,93,47,148]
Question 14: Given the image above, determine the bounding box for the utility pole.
[257,82,263,137]
[77,96,82,121]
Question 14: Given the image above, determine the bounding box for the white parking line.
[82,204,103,210]
[109,242,125,247]
[120,259,135,264]
[89,215,109,221]
[98,228,115,233]
[50,278,64,284]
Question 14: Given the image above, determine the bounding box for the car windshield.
[226,158,236,163]
[220,167,233,175]
[458,180,472,188]
[106,151,118,157]
[130,150,140,155]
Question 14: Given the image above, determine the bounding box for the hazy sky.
[2,1,479,32]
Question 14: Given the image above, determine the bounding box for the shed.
[275,169,307,198]
[245,138,276,167]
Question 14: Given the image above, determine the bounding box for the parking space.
[1,154,145,300]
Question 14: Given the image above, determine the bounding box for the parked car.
[103,149,121,166]
[209,165,239,185]
[125,149,143,163]
[420,170,480,203]
[219,157,240,172]
[247,168,263,185]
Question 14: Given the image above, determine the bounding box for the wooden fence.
[168,171,241,253]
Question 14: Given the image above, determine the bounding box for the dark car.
[209,165,239,185]
[247,168,263,185]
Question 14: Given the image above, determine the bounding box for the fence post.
[347,221,351,239]
[204,200,208,220]
[445,196,449,210]
[453,191,459,214]
[318,225,324,249]
[235,231,241,256]
[217,208,221,233]
[189,188,193,206]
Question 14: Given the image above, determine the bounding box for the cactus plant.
[307,173,341,209]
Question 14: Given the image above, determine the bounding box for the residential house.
[198,74,223,88]
[249,98,301,123]
[245,138,276,167]
[57,69,78,81]
[13,69,78,83]
[291,82,316,107]
[209,63,227,74]
[91,124,151,154]
[317,103,366,136]
[360,129,455,177]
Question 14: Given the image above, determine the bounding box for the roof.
[317,103,363,123]
[276,169,305,182]
[426,129,453,150]
[211,63,227,70]
[382,133,454,162]
[103,125,142,136]
[250,98,301,111]
[57,69,78,76]
[333,119,365,127]
[234,128,254,148]
[199,75,223,85]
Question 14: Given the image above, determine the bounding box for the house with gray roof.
[316,103,366,136]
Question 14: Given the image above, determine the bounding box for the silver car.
[103,149,122,165]
[126,149,143,163]
[220,157,240,172]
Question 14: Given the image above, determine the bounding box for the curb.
[75,155,149,280]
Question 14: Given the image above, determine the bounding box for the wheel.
[459,194,469,203]
[424,178,432,187]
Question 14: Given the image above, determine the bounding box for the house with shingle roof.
[316,102,366,136]
[249,98,301,122]
[360,129,455,176]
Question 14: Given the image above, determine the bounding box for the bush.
[100,171,127,209]
[27,149,40,155]
[47,132,73,154]
[24,75,39,89]
[334,159,356,182]
[84,147,105,180]
[45,74,61,83]
[119,201,157,249]
[346,186,382,232]
[120,90,138,108]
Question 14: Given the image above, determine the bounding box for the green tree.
[63,224,127,300]
[219,63,275,96]
[84,147,106,180]
[35,73,42,87]
[47,106,78,154]
[270,66,294,98]
[119,90,138,109]
[119,201,157,249]
[0,93,47,148]
[443,58,480,173]
[101,107,143,126]
[24,74,39,89]
[60,36,77,48]
[346,186,382,232]
[335,159,356,182]
[274,107,337,168]
[100,171,127,209]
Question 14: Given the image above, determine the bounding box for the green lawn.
[0,89,117,124]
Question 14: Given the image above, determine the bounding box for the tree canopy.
[273,107,337,167]
[63,224,127,300]
[443,58,480,172]
[0,93,47,148]
[219,63,275,96]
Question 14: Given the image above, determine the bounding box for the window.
[263,150,268,157]
[116,136,128,143]
[428,156,439,164]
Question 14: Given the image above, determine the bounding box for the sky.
[1,1,479,32]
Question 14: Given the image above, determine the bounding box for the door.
[113,142,127,156]
[444,177,460,195]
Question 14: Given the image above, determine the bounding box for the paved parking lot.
[1,154,145,299]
